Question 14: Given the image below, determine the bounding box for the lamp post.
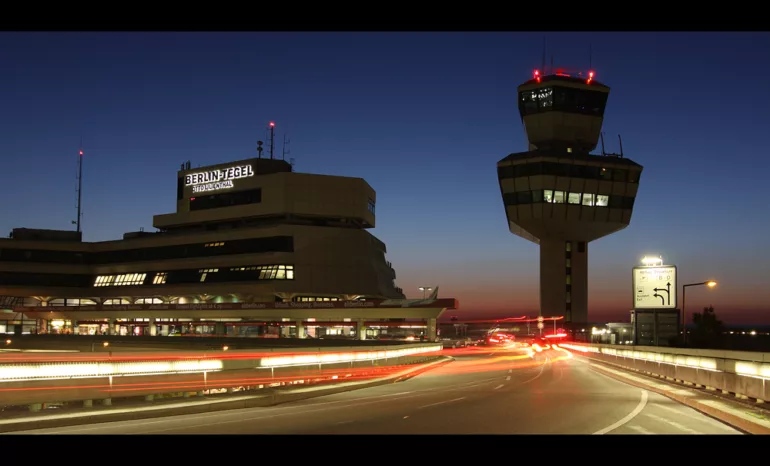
[418,286,433,299]
[682,280,717,345]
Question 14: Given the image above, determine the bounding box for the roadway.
[7,344,742,434]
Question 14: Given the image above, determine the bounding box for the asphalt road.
[10,344,742,434]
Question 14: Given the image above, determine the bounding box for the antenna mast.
[75,139,84,233]
[282,134,290,161]
[268,121,275,160]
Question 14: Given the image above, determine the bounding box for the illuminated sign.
[185,165,254,194]
[632,265,677,309]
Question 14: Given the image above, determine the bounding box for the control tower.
[497,68,644,325]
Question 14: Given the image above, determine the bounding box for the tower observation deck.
[497,68,644,324]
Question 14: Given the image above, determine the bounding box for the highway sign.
[537,322,544,329]
[633,266,677,309]
[537,316,544,322]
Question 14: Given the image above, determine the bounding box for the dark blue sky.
[2,32,769,324]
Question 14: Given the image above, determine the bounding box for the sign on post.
[632,266,677,309]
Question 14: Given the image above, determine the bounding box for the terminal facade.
[497,69,644,325]
[0,156,456,339]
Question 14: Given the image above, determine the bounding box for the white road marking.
[418,397,466,409]
[644,412,701,434]
[508,369,512,373]
[403,416,409,419]
[593,390,648,435]
[505,376,511,381]
[494,384,504,390]
[627,424,654,434]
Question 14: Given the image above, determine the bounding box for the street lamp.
[682,280,717,345]
[418,286,433,299]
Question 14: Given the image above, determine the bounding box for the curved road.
[10,345,742,434]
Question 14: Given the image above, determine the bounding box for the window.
[596,195,609,207]
[199,268,219,282]
[566,291,571,303]
[136,298,163,304]
[153,272,168,284]
[295,296,339,302]
[566,258,572,267]
[552,86,608,116]
[543,190,554,203]
[582,193,595,206]
[204,242,225,248]
[519,87,553,116]
[94,273,146,287]
[498,160,639,184]
[567,147,572,153]
[367,198,376,215]
[516,191,533,204]
[565,241,571,252]
[566,275,571,285]
[190,188,262,212]
[553,191,565,203]
[567,192,581,204]
[231,264,294,280]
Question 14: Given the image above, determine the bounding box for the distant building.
[0,157,456,339]
[497,69,644,325]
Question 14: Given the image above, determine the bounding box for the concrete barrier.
[0,343,441,408]
[561,343,770,403]
[0,356,453,433]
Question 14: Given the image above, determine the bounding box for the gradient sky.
[2,32,769,325]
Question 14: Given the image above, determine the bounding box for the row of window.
[0,264,296,289]
[503,190,635,209]
[498,161,640,183]
[0,235,294,265]
[518,86,608,118]
[189,188,263,212]
[98,265,295,286]
[367,198,376,215]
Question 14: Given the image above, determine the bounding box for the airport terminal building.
[0,156,456,339]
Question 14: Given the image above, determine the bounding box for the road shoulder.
[581,356,770,434]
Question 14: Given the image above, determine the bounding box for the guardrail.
[0,343,442,409]
[560,342,770,403]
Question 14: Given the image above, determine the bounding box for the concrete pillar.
[296,320,305,339]
[72,321,80,335]
[357,319,366,340]
[215,322,225,336]
[29,403,42,412]
[427,318,438,341]
[161,325,169,336]
[109,320,116,336]
[540,239,588,324]
[83,400,93,408]
[101,399,112,406]
[144,395,154,402]
[148,318,157,336]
